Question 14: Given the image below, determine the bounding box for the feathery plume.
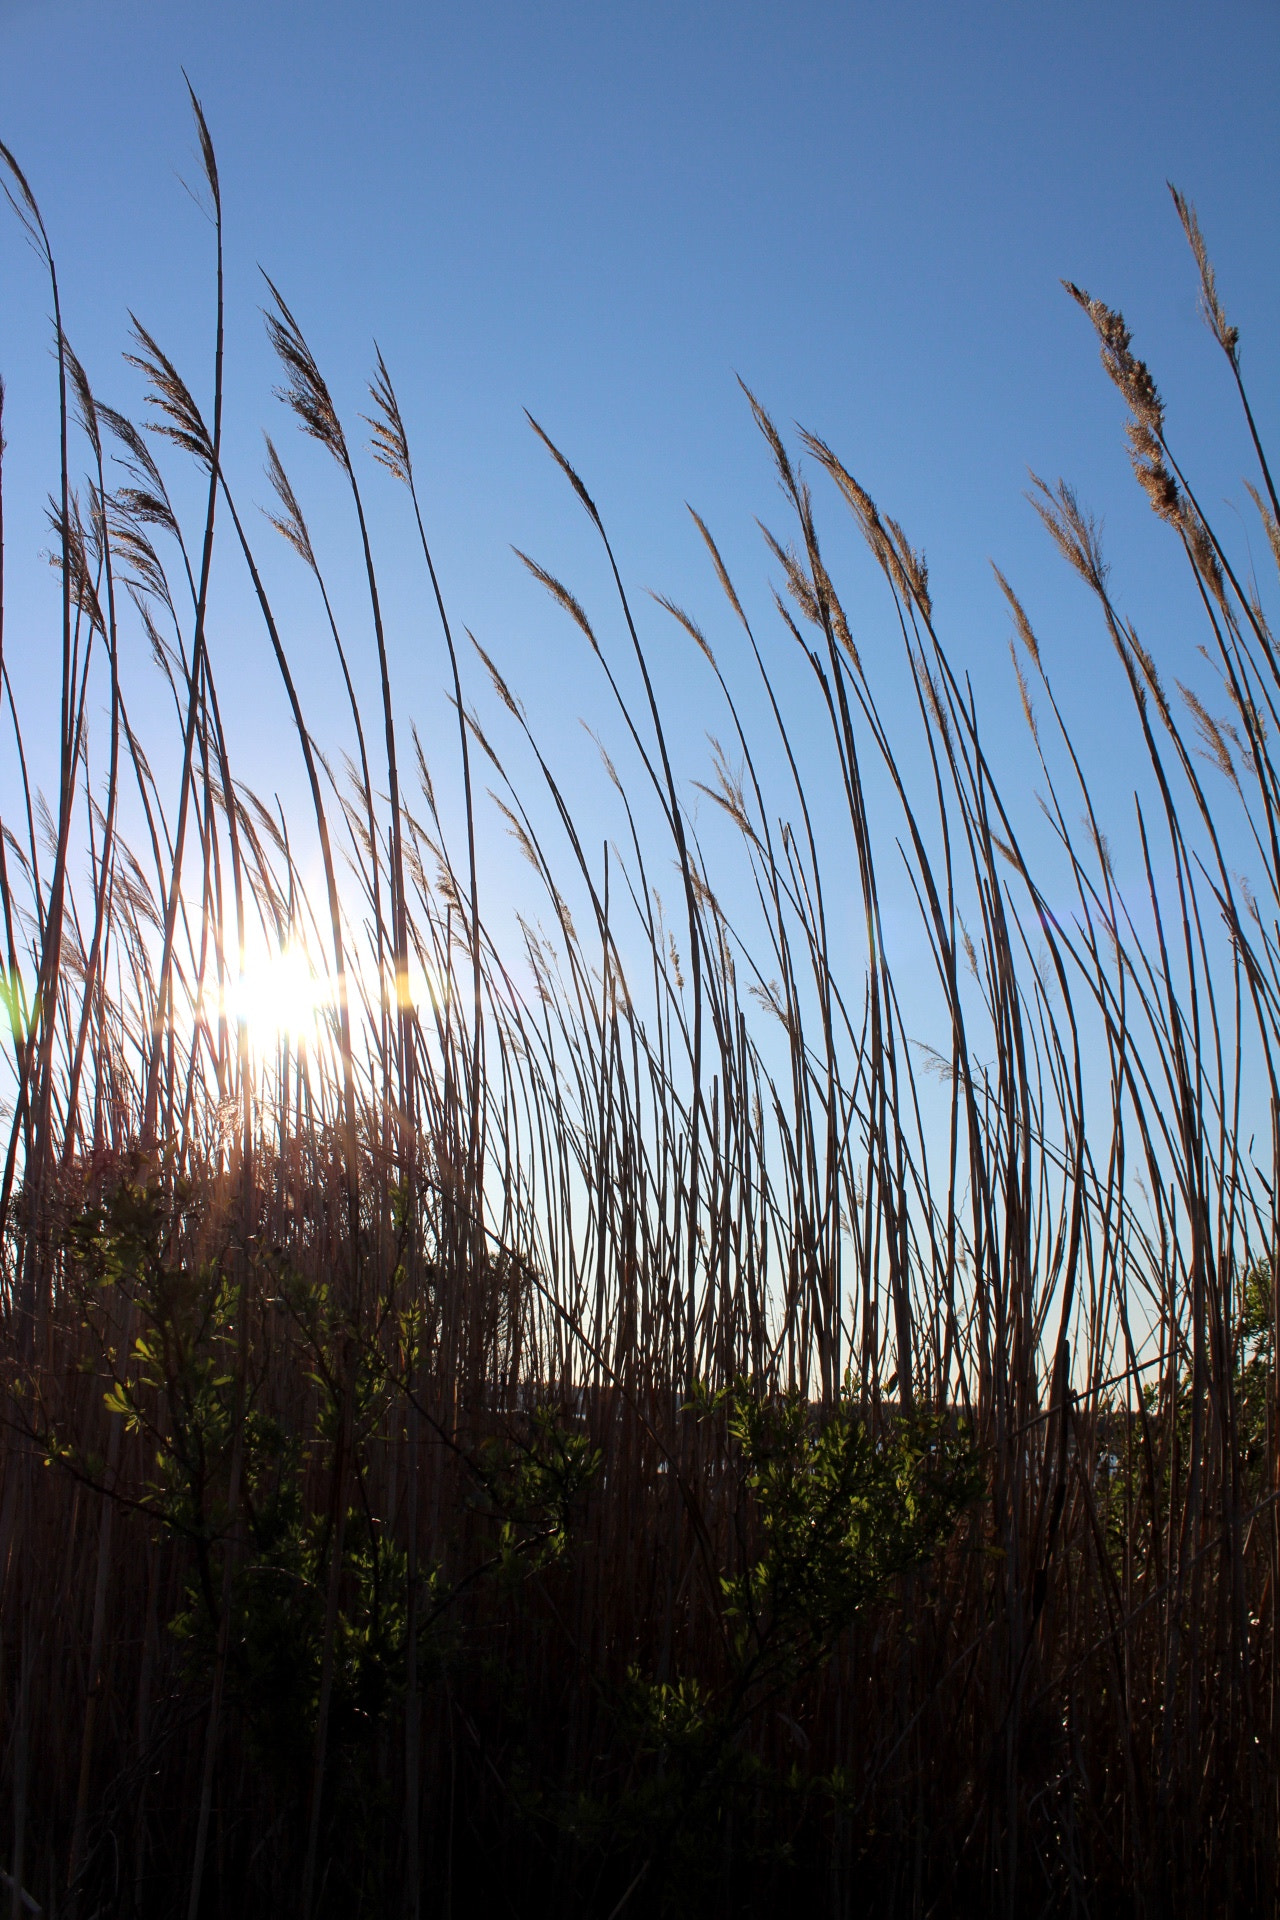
[263,274,349,468]
[513,549,599,649]
[1169,185,1238,362]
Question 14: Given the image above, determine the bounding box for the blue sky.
[2,0,1278,999]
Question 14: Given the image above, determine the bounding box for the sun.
[218,941,333,1047]
[197,943,451,1054]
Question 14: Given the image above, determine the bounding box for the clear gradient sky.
[2,1,1278,979]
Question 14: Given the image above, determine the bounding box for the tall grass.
[1,96,1277,1917]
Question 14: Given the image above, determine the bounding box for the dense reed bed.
[1,98,1277,1917]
